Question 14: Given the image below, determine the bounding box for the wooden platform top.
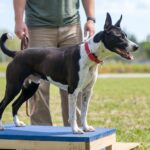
[0,124,116,142]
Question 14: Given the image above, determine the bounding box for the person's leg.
[58,23,83,126]
[28,27,58,125]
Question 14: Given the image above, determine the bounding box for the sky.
[0,0,150,42]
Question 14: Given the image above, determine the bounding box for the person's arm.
[13,0,28,39]
[82,0,95,37]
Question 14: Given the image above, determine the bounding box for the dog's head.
[93,13,139,60]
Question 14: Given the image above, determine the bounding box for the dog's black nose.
[133,45,139,51]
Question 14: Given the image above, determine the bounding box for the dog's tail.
[0,33,17,58]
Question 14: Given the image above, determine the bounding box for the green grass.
[0,63,8,72]
[0,77,150,149]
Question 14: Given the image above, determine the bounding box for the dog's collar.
[84,41,103,64]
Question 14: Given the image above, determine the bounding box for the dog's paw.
[83,126,95,132]
[14,116,26,127]
[73,127,84,134]
[15,121,26,127]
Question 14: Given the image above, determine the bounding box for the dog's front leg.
[81,85,95,132]
[68,92,84,134]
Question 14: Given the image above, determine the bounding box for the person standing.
[13,0,95,126]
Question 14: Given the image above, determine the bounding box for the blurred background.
[0,0,150,73]
[0,1,150,148]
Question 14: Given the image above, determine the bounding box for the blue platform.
[0,124,116,142]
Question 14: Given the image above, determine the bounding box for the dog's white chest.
[78,66,98,89]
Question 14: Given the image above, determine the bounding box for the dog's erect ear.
[104,12,112,31]
[114,15,122,27]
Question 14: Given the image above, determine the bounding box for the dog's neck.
[80,32,113,66]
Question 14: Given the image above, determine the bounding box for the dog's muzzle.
[115,44,139,60]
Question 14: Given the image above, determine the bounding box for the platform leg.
[106,145,112,150]
[106,144,116,150]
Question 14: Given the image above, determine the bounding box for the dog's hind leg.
[12,81,39,127]
[0,83,22,130]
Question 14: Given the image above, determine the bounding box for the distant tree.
[140,41,150,58]
[146,34,150,41]
[128,34,138,43]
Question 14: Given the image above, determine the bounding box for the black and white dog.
[0,13,138,134]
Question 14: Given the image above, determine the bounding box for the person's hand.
[15,21,29,39]
[84,20,95,38]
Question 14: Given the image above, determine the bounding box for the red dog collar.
[84,41,103,64]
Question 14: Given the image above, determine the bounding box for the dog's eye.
[123,32,127,38]
[122,34,125,38]
[121,34,126,38]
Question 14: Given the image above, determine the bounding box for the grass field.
[0,77,150,149]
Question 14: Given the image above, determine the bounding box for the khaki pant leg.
[28,27,57,125]
[58,23,83,126]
